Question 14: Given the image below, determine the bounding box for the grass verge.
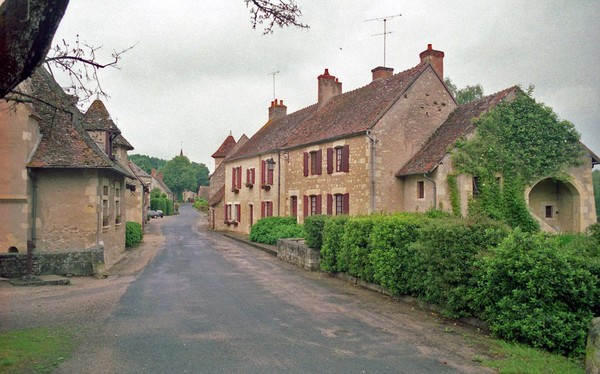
[481,340,585,374]
[0,326,81,374]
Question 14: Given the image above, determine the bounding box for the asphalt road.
[56,205,492,373]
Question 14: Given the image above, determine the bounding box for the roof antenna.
[365,13,402,67]
[268,71,280,100]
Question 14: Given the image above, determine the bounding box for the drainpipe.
[277,149,281,216]
[366,130,377,213]
[423,172,437,210]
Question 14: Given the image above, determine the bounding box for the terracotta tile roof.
[211,135,237,158]
[114,134,134,150]
[208,185,224,206]
[396,86,518,176]
[228,63,430,161]
[25,68,132,177]
[82,99,119,133]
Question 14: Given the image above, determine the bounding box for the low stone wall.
[277,238,320,271]
[0,245,104,277]
[588,317,600,374]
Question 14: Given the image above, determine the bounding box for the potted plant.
[102,215,111,226]
[115,214,122,224]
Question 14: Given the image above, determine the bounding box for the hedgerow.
[249,216,305,245]
[304,215,328,249]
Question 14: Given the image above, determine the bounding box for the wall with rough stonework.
[371,66,456,213]
[0,101,40,254]
[277,238,320,271]
[587,317,600,374]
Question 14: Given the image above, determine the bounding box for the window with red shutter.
[291,196,298,217]
[261,201,266,218]
[343,193,350,214]
[251,168,255,184]
[235,204,241,222]
[261,160,266,186]
[417,181,425,199]
[303,153,309,177]
[267,201,273,217]
[236,166,242,189]
[316,194,322,214]
[327,194,333,215]
[303,195,308,217]
[342,145,350,172]
[316,149,323,175]
[327,148,334,174]
[267,167,274,185]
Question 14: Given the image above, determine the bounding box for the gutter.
[366,130,377,213]
[423,172,437,210]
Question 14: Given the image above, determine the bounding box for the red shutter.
[303,152,309,177]
[236,204,241,222]
[224,204,228,221]
[342,145,350,172]
[252,168,255,184]
[231,168,235,190]
[261,201,266,218]
[327,148,334,174]
[249,204,254,225]
[267,202,273,217]
[261,161,266,185]
[237,167,242,189]
[316,150,323,175]
[246,168,250,184]
[268,168,274,185]
[303,195,308,217]
[327,194,332,215]
[316,194,322,214]
[343,193,350,214]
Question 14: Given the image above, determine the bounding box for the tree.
[445,78,484,105]
[0,0,307,99]
[129,154,167,175]
[192,162,210,190]
[161,155,197,201]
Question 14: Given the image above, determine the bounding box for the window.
[417,181,425,199]
[335,147,343,172]
[545,205,554,218]
[224,204,232,222]
[304,150,322,176]
[472,177,480,197]
[246,168,255,187]
[261,160,274,188]
[290,196,298,217]
[231,166,242,192]
[327,193,349,215]
[310,195,318,216]
[235,204,241,222]
[327,145,350,174]
[102,184,109,226]
[303,195,321,217]
[261,201,273,218]
[115,186,121,224]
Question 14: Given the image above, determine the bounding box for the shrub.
[193,198,209,213]
[165,199,174,216]
[249,217,304,245]
[409,218,509,317]
[340,217,375,281]
[475,229,599,356]
[320,216,349,273]
[304,215,329,249]
[125,221,143,248]
[368,214,425,295]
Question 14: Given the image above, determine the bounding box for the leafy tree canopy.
[445,78,484,105]
[161,155,197,200]
[192,161,210,189]
[129,154,166,175]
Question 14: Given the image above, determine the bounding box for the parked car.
[147,210,164,219]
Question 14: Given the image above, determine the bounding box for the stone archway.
[528,178,580,233]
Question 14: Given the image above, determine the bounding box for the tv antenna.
[268,70,280,100]
[365,13,402,67]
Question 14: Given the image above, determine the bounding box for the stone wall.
[588,317,600,374]
[277,238,320,271]
[0,245,104,277]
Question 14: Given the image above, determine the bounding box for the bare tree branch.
[245,0,308,34]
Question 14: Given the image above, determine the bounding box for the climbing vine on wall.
[450,88,583,231]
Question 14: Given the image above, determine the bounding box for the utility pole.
[365,13,402,67]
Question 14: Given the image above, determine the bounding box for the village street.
[1,205,495,373]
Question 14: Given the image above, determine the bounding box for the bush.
[165,199,174,216]
[475,229,599,356]
[320,216,349,273]
[409,218,509,317]
[193,198,209,213]
[339,217,375,281]
[125,221,143,248]
[368,214,425,295]
[249,217,304,245]
[304,215,329,249]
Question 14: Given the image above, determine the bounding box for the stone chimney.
[419,44,445,79]
[371,66,394,81]
[317,69,342,110]
[151,169,156,178]
[268,99,287,121]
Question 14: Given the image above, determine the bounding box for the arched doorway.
[528,178,580,232]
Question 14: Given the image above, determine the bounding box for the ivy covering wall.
[450,89,584,231]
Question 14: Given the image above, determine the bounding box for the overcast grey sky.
[51,1,599,171]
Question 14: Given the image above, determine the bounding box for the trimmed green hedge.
[125,221,143,248]
[249,217,305,245]
[304,215,328,249]
[317,213,598,356]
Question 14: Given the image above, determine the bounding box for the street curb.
[221,233,278,256]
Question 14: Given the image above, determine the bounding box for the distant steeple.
[180,141,183,157]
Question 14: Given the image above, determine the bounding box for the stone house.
[0,68,135,274]
[209,44,598,234]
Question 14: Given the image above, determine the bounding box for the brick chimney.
[371,66,394,81]
[419,44,445,79]
[317,69,342,110]
[151,169,156,177]
[268,99,287,121]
